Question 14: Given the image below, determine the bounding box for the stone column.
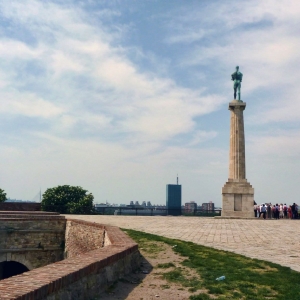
[221,100,254,218]
[229,101,246,180]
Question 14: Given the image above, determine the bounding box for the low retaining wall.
[0,218,140,300]
[0,203,41,211]
[65,219,105,258]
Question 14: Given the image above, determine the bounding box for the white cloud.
[0,39,39,58]
[0,0,222,144]
[0,91,63,118]
[248,130,300,157]
[165,29,206,44]
[164,1,300,125]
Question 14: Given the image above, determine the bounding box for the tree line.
[0,185,95,214]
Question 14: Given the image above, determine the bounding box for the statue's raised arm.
[231,66,243,101]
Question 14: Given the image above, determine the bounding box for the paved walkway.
[66,215,300,272]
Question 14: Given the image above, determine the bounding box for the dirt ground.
[97,241,207,300]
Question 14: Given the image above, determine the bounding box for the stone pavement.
[66,215,300,272]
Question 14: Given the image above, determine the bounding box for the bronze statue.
[231,66,243,100]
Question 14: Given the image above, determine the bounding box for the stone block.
[222,179,254,218]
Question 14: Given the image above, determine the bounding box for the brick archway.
[0,255,34,271]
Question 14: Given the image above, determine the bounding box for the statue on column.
[231,66,243,100]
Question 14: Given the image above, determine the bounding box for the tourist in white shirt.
[279,204,283,218]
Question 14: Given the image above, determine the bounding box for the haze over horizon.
[0,0,299,206]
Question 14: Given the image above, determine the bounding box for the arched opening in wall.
[0,261,29,280]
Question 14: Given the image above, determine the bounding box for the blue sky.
[0,0,300,206]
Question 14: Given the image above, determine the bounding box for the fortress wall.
[0,214,66,269]
[0,202,41,211]
[65,219,105,258]
[0,218,140,300]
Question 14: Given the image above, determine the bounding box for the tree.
[0,189,7,203]
[41,185,95,214]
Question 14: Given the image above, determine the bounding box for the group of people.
[253,202,299,220]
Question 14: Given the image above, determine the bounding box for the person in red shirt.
[288,205,292,219]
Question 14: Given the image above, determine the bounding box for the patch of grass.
[161,267,202,292]
[157,262,176,268]
[123,229,300,300]
[160,284,170,289]
[136,238,166,257]
[189,294,211,300]
[163,269,185,282]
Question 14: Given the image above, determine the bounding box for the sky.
[0,0,300,206]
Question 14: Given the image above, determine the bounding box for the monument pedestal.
[220,100,255,218]
[222,179,254,218]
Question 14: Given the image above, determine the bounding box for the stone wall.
[0,218,140,300]
[0,212,66,270]
[65,219,105,258]
[0,202,41,211]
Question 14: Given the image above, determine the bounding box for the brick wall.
[65,220,105,258]
[0,218,140,300]
[0,202,41,211]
